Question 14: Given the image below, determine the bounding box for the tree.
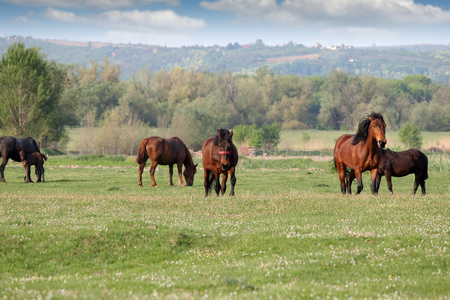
[261,123,281,151]
[398,122,423,149]
[95,100,147,155]
[0,42,67,145]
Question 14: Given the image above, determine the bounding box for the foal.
[375,148,428,195]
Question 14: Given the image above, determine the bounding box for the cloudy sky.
[1,0,450,47]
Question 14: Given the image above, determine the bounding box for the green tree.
[261,123,281,151]
[398,122,423,149]
[169,100,225,150]
[0,42,67,145]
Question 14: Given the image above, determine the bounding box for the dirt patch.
[266,54,320,63]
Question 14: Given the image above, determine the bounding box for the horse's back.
[334,134,355,163]
[146,136,186,165]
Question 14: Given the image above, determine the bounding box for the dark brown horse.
[0,136,42,183]
[20,151,47,183]
[334,113,387,194]
[202,129,238,196]
[136,136,197,188]
[375,148,428,195]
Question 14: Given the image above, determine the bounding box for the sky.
[1,0,450,47]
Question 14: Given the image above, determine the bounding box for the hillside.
[1,36,450,82]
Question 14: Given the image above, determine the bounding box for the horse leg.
[384,171,393,194]
[355,169,363,194]
[25,163,33,183]
[337,162,347,194]
[0,157,8,183]
[214,171,221,196]
[35,165,41,182]
[346,169,355,195]
[138,162,145,187]
[220,173,228,196]
[229,168,236,196]
[413,173,421,195]
[370,169,378,195]
[176,163,184,186]
[420,178,426,195]
[150,161,158,187]
[204,169,211,196]
[168,164,174,186]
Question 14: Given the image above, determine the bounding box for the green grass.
[0,156,449,299]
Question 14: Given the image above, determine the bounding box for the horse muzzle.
[378,140,386,148]
[221,164,230,171]
[186,181,193,187]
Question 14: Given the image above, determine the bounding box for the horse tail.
[136,139,148,166]
[423,154,429,180]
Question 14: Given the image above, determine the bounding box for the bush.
[398,122,423,149]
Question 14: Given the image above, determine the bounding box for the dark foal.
[375,148,428,195]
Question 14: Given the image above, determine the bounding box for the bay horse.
[334,113,387,194]
[375,149,428,195]
[136,136,197,188]
[0,136,42,183]
[202,129,238,196]
[20,151,47,183]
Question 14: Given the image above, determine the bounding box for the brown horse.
[136,136,197,188]
[334,112,387,194]
[375,148,428,195]
[20,151,47,183]
[202,129,238,196]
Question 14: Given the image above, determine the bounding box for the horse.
[202,129,238,196]
[334,112,387,194]
[20,151,47,183]
[136,136,197,188]
[0,136,42,183]
[375,148,428,195]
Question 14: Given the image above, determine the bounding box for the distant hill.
[1,36,450,83]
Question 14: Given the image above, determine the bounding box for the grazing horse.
[136,136,197,188]
[202,129,238,196]
[0,136,42,183]
[20,151,47,183]
[334,113,387,194]
[375,149,428,195]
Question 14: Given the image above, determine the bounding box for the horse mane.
[212,128,231,146]
[352,112,385,145]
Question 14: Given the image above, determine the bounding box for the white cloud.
[43,8,206,32]
[44,7,88,23]
[99,9,206,31]
[12,15,36,24]
[200,0,450,26]
[2,0,180,9]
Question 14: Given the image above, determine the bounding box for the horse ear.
[217,129,222,142]
[195,164,198,168]
[229,130,233,138]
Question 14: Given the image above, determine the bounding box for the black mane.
[213,128,231,146]
[352,112,384,145]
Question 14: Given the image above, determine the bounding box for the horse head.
[216,129,234,171]
[368,114,387,148]
[353,112,387,148]
[183,164,197,186]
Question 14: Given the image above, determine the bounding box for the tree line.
[0,43,449,153]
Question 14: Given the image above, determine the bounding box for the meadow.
[0,155,449,299]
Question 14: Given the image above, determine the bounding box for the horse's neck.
[365,130,380,157]
[183,148,194,168]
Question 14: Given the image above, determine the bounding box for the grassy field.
[0,155,449,299]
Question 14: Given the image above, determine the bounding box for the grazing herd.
[0,113,429,195]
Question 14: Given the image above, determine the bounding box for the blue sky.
[1,0,450,47]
